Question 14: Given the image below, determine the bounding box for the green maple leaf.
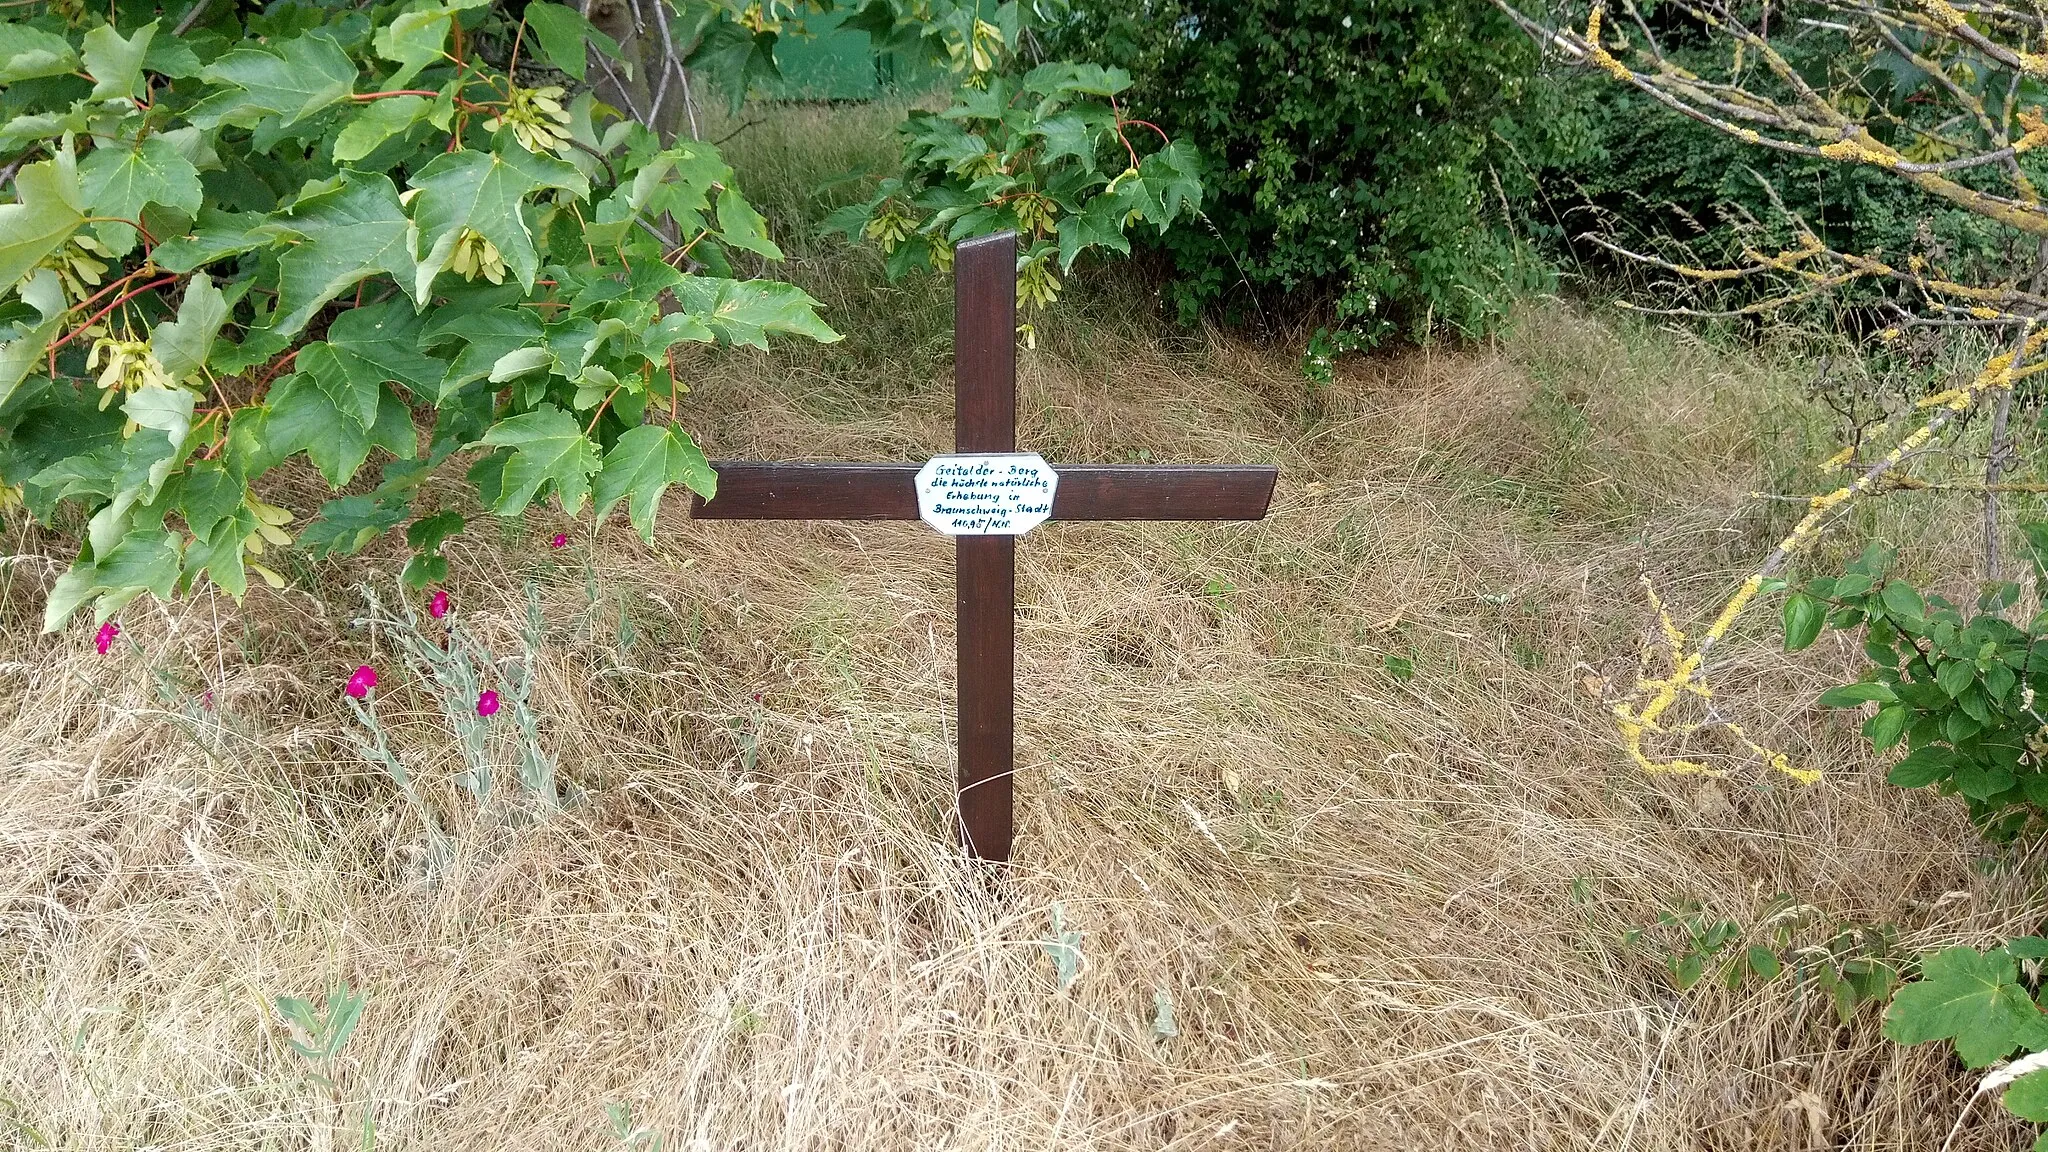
[149,273,228,382]
[297,343,386,431]
[180,500,258,597]
[685,22,781,113]
[0,108,86,154]
[80,133,203,256]
[425,301,542,399]
[153,207,267,272]
[405,508,463,552]
[2006,1068,2048,1123]
[715,188,782,260]
[334,95,431,164]
[122,384,198,498]
[0,22,78,83]
[1884,947,2048,1067]
[669,277,839,349]
[409,146,588,300]
[1032,112,1098,170]
[23,427,170,521]
[638,311,714,361]
[521,2,619,82]
[0,271,65,412]
[1137,139,1203,224]
[487,345,555,383]
[1055,196,1130,271]
[172,462,253,596]
[0,144,85,292]
[190,32,357,130]
[322,297,448,400]
[43,527,181,631]
[301,494,409,557]
[473,403,601,516]
[246,372,414,485]
[1022,61,1131,101]
[1106,171,1167,230]
[260,172,417,338]
[372,3,451,87]
[169,460,244,543]
[594,424,714,543]
[141,34,200,79]
[81,19,154,103]
[3,371,123,499]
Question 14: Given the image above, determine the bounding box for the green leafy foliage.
[0,0,1186,630]
[1050,0,1589,342]
[1885,945,2048,1067]
[1615,894,1900,1019]
[824,57,1204,311]
[0,3,845,629]
[1789,540,2048,838]
[1786,537,2048,1139]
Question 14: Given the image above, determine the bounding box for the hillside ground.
[3,103,2045,1151]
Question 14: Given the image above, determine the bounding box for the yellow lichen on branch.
[1612,340,2030,782]
[1582,4,1634,81]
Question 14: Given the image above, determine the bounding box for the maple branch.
[48,276,181,356]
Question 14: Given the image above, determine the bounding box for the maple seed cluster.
[447,229,509,284]
[87,336,173,409]
[863,203,918,251]
[486,85,573,156]
[41,234,111,303]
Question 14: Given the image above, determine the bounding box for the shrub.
[1049,0,1590,343]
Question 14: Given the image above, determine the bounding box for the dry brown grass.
[3,295,2044,1151]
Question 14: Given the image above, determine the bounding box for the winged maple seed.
[485,86,573,157]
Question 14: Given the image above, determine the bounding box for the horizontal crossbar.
[690,461,1277,522]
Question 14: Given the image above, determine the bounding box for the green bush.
[1049,0,1589,344]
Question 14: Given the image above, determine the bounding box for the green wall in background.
[758,9,942,100]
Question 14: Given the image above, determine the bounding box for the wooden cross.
[691,232,1277,862]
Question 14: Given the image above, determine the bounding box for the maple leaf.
[594,424,715,543]
[0,143,85,293]
[1884,947,2048,1067]
[409,146,588,300]
[473,404,602,516]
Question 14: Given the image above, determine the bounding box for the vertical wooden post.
[952,231,1016,862]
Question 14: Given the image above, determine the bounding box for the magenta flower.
[344,664,377,699]
[429,589,450,619]
[549,532,568,549]
[94,621,120,655]
[476,689,500,717]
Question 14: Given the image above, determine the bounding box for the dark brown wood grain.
[952,233,1018,863]
[689,462,1278,522]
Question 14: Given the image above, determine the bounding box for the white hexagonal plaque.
[914,452,1060,536]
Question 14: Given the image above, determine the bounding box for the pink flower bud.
[429,590,450,619]
[476,689,500,717]
[345,664,377,699]
[94,621,120,655]
[550,532,568,549]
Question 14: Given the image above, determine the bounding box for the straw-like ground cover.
[4,287,2043,1150]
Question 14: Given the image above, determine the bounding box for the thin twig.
[172,0,210,35]
[714,119,763,146]
[1985,380,2016,582]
